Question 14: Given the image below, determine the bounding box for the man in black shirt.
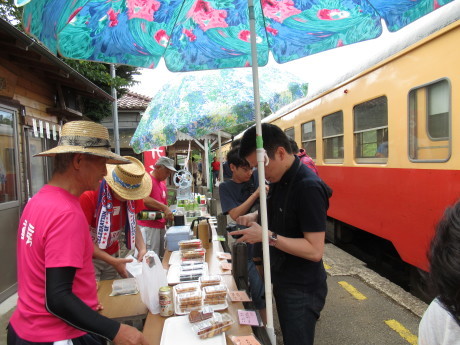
[232,123,331,345]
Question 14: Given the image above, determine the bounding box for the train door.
[0,105,21,302]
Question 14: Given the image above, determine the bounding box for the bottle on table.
[137,210,165,220]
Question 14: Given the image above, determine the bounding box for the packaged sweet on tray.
[188,306,214,323]
[199,275,222,288]
[180,262,204,272]
[179,269,204,282]
[177,290,202,312]
[192,313,234,339]
[174,282,200,294]
[178,239,203,250]
[181,248,206,262]
[203,284,227,305]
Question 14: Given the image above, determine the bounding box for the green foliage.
[225,101,272,136]
[0,0,22,25]
[62,60,140,122]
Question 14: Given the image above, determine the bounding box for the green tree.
[0,0,140,122]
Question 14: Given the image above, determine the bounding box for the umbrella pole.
[248,0,275,343]
[110,64,120,155]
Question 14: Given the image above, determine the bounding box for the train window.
[301,120,316,159]
[409,79,451,162]
[353,96,388,163]
[322,111,344,163]
[284,127,294,140]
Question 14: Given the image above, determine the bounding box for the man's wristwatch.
[269,232,278,246]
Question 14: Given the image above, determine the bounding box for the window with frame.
[301,120,316,159]
[284,127,294,140]
[354,96,388,163]
[0,108,18,203]
[409,79,450,161]
[322,111,344,162]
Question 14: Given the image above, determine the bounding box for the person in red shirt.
[211,156,221,185]
[80,156,151,280]
[138,156,176,258]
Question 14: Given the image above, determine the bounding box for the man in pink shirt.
[138,156,176,258]
[8,121,149,345]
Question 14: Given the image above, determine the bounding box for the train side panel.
[271,22,460,271]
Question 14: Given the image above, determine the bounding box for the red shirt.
[79,189,144,255]
[137,174,167,229]
[211,161,220,171]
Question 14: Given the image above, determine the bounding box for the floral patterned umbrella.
[130,67,307,152]
[19,0,454,71]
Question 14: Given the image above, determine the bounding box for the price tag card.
[230,335,262,345]
[237,310,262,327]
[220,262,232,271]
[217,252,232,260]
[228,290,251,302]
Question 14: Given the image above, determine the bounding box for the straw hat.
[105,156,152,200]
[34,121,130,164]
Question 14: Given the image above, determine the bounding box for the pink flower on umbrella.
[187,0,228,32]
[107,8,119,27]
[238,30,250,42]
[261,0,301,23]
[155,29,169,47]
[127,0,161,21]
[183,29,197,42]
[266,26,278,35]
[317,9,350,20]
[238,30,264,42]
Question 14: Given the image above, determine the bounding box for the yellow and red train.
[234,20,460,273]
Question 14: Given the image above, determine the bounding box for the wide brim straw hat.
[105,156,152,200]
[34,120,130,164]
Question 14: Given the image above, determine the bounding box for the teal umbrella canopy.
[130,67,308,152]
[19,0,455,71]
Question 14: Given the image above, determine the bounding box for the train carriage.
[261,20,460,277]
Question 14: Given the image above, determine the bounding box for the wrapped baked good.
[192,313,234,339]
[174,282,199,294]
[178,239,203,250]
[179,269,204,282]
[180,262,204,272]
[177,290,202,313]
[199,275,222,288]
[188,306,213,323]
[181,248,206,262]
[203,284,227,305]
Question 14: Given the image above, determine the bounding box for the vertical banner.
[45,122,50,139]
[143,147,166,175]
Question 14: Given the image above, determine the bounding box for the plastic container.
[178,239,203,251]
[166,225,191,251]
[199,275,222,288]
[181,248,206,262]
[174,282,200,294]
[176,290,203,313]
[192,313,234,339]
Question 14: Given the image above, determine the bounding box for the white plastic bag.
[136,251,168,314]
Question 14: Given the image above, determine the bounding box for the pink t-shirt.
[137,174,167,228]
[10,185,98,342]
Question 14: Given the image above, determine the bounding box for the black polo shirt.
[268,156,330,289]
